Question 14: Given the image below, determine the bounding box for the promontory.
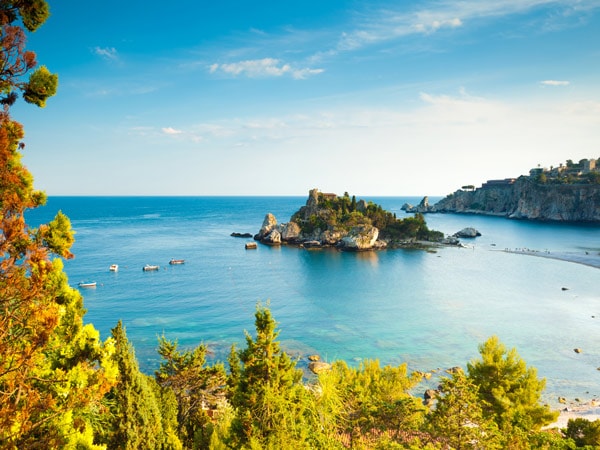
[403,157,600,222]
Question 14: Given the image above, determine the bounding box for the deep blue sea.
[26,196,600,405]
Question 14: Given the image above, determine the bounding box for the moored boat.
[169,259,185,265]
[143,264,160,271]
[78,281,97,288]
[109,264,119,272]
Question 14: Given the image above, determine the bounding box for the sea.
[25,196,600,406]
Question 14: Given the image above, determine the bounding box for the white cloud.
[93,46,118,61]
[540,80,570,86]
[162,127,183,135]
[209,58,323,79]
[336,0,596,52]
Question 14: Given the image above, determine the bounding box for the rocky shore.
[403,178,600,222]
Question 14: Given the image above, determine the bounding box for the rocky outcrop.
[401,196,435,213]
[426,178,600,222]
[454,227,481,238]
[339,225,379,250]
[254,188,387,250]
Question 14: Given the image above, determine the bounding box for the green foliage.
[0,112,116,448]
[466,336,558,433]
[0,1,57,108]
[97,321,167,450]
[293,192,442,243]
[564,418,600,447]
[156,335,227,449]
[19,0,50,32]
[314,359,426,447]
[586,171,600,184]
[23,65,58,107]
[228,303,319,449]
[428,372,502,449]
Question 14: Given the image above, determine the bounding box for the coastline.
[499,245,600,430]
[499,248,600,269]
[547,400,600,429]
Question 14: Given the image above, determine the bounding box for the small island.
[403,157,600,222]
[254,188,449,250]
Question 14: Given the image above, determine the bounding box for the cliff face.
[431,179,600,222]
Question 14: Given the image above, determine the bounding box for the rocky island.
[255,189,448,250]
[403,157,600,222]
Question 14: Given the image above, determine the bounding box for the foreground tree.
[467,336,558,442]
[428,371,501,449]
[0,2,115,448]
[98,321,169,449]
[315,359,426,448]
[156,336,227,449]
[227,303,320,449]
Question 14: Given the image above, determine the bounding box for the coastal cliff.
[410,178,600,222]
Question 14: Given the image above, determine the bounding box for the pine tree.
[156,336,227,449]
[228,303,318,449]
[319,359,426,447]
[466,336,558,434]
[428,372,501,449]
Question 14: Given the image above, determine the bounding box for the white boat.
[143,264,160,271]
[169,259,185,265]
[109,264,119,272]
[78,281,97,288]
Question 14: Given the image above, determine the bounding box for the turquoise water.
[26,196,600,405]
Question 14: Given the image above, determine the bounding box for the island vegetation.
[4,2,600,449]
[255,189,445,250]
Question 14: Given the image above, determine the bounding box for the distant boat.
[143,264,160,271]
[109,264,119,272]
[169,259,185,265]
[78,281,97,288]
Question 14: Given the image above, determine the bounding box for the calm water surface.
[26,196,600,405]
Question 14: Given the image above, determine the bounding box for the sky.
[14,0,600,196]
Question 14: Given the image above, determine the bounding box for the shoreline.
[499,248,600,269]
[546,400,600,429]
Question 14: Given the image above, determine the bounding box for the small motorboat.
[169,259,185,265]
[109,264,119,272]
[143,264,160,271]
[78,281,97,288]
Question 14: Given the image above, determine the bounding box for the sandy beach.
[500,248,600,269]
[546,400,600,429]
[500,247,600,429]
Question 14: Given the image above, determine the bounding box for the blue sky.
[15,0,600,196]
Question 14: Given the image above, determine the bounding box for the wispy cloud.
[162,127,183,135]
[335,0,598,52]
[93,46,118,61]
[209,58,324,79]
[540,80,570,86]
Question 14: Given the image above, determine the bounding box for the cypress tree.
[99,321,166,449]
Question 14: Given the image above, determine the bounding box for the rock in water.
[453,227,481,238]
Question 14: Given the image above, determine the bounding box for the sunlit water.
[26,196,600,405]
